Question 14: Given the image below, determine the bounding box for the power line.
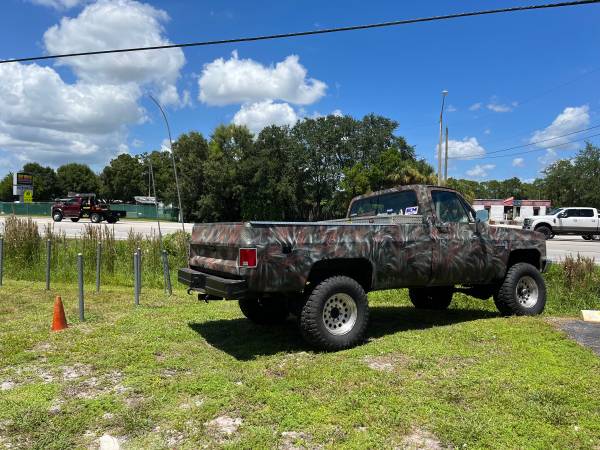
[1,0,599,64]
[449,122,600,159]
[458,132,600,160]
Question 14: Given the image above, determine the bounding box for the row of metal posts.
[0,237,172,319]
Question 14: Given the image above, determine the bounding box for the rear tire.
[106,217,117,224]
[582,234,592,240]
[90,213,102,223]
[238,297,288,325]
[494,262,546,316]
[70,218,80,222]
[52,211,63,222]
[535,226,553,240]
[409,287,453,310]
[299,276,369,351]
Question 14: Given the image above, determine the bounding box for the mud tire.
[299,276,369,351]
[409,287,453,310]
[494,262,546,316]
[90,213,102,224]
[52,211,63,222]
[238,297,288,325]
[106,217,117,224]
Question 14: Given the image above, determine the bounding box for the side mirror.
[558,212,567,219]
[475,209,489,223]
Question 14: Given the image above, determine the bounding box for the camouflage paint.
[186,185,546,295]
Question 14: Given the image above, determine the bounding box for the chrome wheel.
[515,276,539,308]
[322,293,357,335]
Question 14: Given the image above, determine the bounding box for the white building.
[473,198,551,223]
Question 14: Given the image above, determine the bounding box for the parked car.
[522,207,599,240]
[51,194,126,224]
[178,185,549,351]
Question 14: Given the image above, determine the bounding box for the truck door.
[62,198,80,217]
[429,189,491,285]
[577,208,598,234]
[557,208,579,232]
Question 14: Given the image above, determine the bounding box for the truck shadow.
[188,306,498,361]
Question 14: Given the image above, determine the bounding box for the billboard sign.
[13,172,34,196]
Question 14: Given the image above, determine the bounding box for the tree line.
[1,112,598,221]
[0,114,435,222]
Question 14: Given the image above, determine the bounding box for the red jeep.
[51,194,126,224]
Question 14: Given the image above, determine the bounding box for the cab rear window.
[349,190,419,217]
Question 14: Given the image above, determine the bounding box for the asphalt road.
[1,217,598,263]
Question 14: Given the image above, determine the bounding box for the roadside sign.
[23,190,33,203]
[13,172,34,197]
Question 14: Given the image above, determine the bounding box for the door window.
[564,209,579,217]
[350,190,418,217]
[579,209,594,217]
[431,190,473,223]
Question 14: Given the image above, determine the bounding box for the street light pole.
[437,90,448,186]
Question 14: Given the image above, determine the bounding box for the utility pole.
[437,90,448,186]
[444,126,449,184]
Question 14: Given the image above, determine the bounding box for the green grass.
[1,280,599,449]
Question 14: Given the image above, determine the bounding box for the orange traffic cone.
[51,296,68,331]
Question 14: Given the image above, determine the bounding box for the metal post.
[437,90,448,186]
[162,250,172,296]
[137,247,142,296]
[77,253,84,322]
[0,237,3,287]
[133,251,139,306]
[45,239,51,290]
[95,242,102,293]
[444,126,449,184]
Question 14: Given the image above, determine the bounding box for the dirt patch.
[63,370,127,400]
[205,415,243,442]
[399,428,447,450]
[1,381,15,391]
[363,354,411,372]
[279,431,320,450]
[179,396,204,410]
[61,363,93,381]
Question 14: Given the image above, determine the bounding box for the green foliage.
[56,163,100,195]
[0,172,13,201]
[100,154,145,201]
[22,163,59,201]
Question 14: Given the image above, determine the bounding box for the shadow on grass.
[189,305,498,361]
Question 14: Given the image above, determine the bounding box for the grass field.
[1,280,599,449]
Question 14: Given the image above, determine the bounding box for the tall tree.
[56,163,100,196]
[100,154,145,201]
[0,173,13,202]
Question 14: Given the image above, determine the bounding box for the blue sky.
[1,0,599,182]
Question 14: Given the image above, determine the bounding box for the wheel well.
[508,249,542,270]
[307,258,373,292]
[534,222,551,231]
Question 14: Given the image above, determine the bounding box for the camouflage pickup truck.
[179,185,549,350]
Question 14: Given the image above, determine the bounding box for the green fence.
[0,202,179,221]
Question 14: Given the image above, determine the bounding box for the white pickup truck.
[522,207,600,240]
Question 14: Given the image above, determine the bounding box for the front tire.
[238,297,288,325]
[299,276,369,351]
[90,213,102,223]
[535,226,553,240]
[409,287,453,310]
[494,262,546,316]
[52,211,63,222]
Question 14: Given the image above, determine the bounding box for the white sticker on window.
[405,206,419,215]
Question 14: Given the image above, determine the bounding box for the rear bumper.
[178,267,247,299]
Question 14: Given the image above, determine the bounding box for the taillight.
[238,248,257,268]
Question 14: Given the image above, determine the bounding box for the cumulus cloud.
[198,51,326,106]
[487,100,518,113]
[466,164,495,178]
[43,0,186,106]
[512,157,525,167]
[29,0,85,9]
[440,137,486,159]
[233,101,299,134]
[530,105,590,149]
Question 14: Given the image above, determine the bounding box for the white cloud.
[198,51,326,106]
[469,102,482,111]
[466,164,495,178]
[131,139,144,148]
[530,105,590,149]
[446,104,457,113]
[232,101,299,134]
[512,157,525,167]
[486,102,516,113]
[439,137,486,159]
[537,149,558,168]
[43,0,186,106]
[29,0,85,9]
[484,128,491,135]
[0,62,143,168]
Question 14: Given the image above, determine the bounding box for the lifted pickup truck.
[522,207,599,240]
[52,194,126,224]
[179,185,549,350]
